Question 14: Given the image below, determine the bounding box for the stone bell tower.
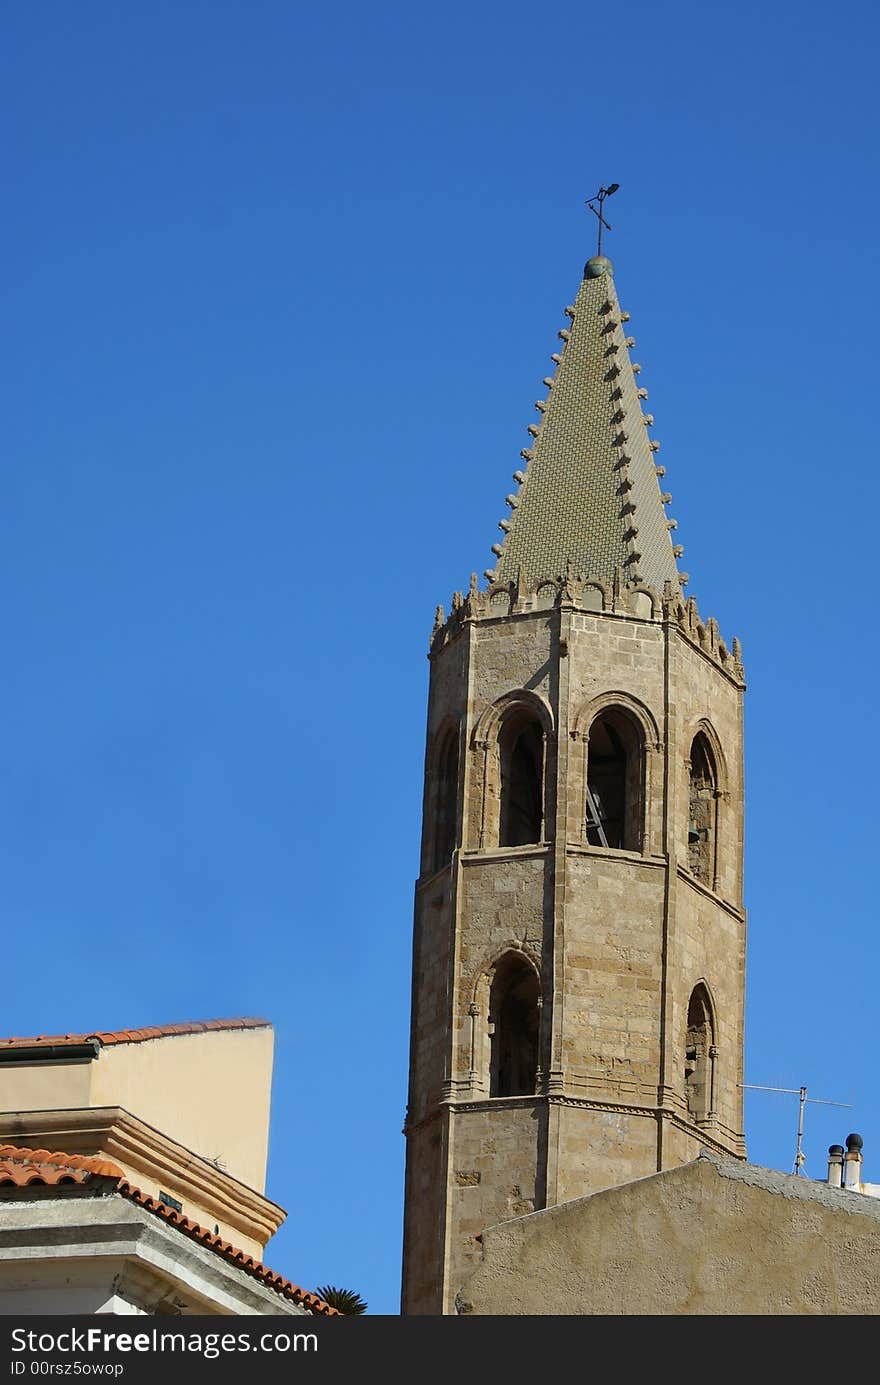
[401,251,747,1316]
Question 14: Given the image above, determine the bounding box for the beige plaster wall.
[0,1061,93,1114]
[90,1027,274,1193]
[1,1026,274,1196]
[460,1155,880,1315]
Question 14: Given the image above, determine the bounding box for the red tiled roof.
[0,1018,271,1049]
[0,1145,125,1186]
[117,1183,338,1315]
[0,1144,337,1316]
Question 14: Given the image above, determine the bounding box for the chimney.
[827,1144,844,1188]
[843,1132,864,1191]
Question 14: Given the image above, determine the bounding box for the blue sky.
[4,0,880,1314]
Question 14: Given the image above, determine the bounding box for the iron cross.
[586,183,620,256]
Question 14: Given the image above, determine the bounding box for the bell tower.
[401,252,747,1316]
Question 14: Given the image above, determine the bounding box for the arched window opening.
[432,729,459,872]
[489,955,540,1098]
[685,985,715,1123]
[499,719,544,847]
[586,709,642,851]
[688,733,717,884]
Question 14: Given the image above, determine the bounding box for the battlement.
[430,566,744,687]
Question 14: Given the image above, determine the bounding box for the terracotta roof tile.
[0,1145,125,1186]
[0,1144,337,1316]
[115,1183,338,1313]
[0,1018,271,1050]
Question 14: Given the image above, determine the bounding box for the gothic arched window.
[499,718,544,847]
[431,727,459,872]
[489,954,540,1098]
[688,732,718,885]
[585,708,643,851]
[685,984,715,1123]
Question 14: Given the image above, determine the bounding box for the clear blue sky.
[4,0,880,1315]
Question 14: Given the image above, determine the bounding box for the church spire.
[487,255,682,597]
[405,231,746,1317]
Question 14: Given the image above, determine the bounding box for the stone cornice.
[404,1094,745,1158]
[676,865,746,922]
[446,1095,541,1117]
[0,1192,306,1316]
[666,617,746,689]
[565,843,667,870]
[459,844,550,867]
[0,1107,285,1252]
[414,860,453,893]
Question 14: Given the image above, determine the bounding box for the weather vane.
[586,183,620,257]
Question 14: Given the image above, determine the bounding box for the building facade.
[402,252,747,1315]
[0,1018,337,1316]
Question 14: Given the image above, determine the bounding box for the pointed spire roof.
[489,255,681,596]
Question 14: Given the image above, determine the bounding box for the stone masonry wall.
[444,1101,545,1314]
[403,589,747,1313]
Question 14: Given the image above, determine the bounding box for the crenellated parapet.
[430,564,744,685]
[660,582,745,684]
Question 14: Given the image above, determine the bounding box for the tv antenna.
[740,1083,853,1176]
[585,183,619,257]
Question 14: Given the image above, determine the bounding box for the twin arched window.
[470,698,722,870]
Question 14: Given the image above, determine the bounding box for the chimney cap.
[828,1145,845,1156]
[846,1133,864,1153]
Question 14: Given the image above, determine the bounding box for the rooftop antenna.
[740,1083,854,1176]
[586,183,620,257]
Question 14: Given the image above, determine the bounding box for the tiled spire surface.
[490,256,681,595]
